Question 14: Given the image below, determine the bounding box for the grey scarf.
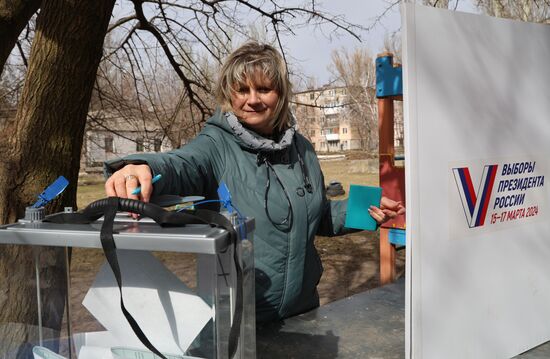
[225,112,296,152]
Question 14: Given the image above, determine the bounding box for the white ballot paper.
[82,250,212,356]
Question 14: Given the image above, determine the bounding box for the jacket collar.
[224,112,296,153]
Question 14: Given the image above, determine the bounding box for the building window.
[104,136,113,153]
[154,138,162,152]
[310,93,315,100]
[342,127,348,134]
[136,138,144,152]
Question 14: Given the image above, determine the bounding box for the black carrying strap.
[45,197,243,359]
[100,197,167,358]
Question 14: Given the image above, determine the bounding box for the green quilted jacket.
[105,110,348,322]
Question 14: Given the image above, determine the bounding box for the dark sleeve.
[315,169,360,236]
[316,196,357,236]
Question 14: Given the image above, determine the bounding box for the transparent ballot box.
[0,212,255,359]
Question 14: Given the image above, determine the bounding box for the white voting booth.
[403,4,550,359]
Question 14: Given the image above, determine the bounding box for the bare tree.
[98,0,365,131]
[475,0,550,23]
[89,43,213,153]
[77,1,368,162]
[330,47,378,152]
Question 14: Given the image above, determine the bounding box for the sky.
[281,0,402,86]
[278,0,479,86]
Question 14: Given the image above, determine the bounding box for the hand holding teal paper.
[344,185,405,230]
[345,185,382,231]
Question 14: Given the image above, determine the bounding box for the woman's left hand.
[368,196,406,224]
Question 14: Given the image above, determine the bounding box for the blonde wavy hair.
[216,41,292,132]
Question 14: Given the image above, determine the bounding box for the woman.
[104,41,404,322]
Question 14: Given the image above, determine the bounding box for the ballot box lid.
[0,214,253,254]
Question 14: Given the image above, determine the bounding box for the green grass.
[319,159,378,199]
[77,182,105,209]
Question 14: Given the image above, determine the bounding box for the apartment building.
[292,86,365,153]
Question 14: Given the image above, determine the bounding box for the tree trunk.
[0,0,115,356]
[0,0,41,74]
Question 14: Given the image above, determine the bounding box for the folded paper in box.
[81,250,212,357]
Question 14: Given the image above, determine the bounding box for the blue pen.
[131,174,162,195]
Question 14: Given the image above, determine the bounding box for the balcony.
[323,107,340,116]
[325,133,340,141]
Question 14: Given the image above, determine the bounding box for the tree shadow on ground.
[315,230,405,305]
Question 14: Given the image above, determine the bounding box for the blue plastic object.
[217,182,234,213]
[131,173,162,195]
[376,55,403,98]
[32,176,69,208]
[388,228,406,246]
[344,185,382,231]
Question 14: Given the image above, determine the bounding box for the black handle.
[81,197,209,227]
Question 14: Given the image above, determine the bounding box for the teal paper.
[344,185,382,231]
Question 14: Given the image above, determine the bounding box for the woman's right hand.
[105,164,154,203]
[368,196,406,225]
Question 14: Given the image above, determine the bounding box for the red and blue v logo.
[452,165,498,227]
